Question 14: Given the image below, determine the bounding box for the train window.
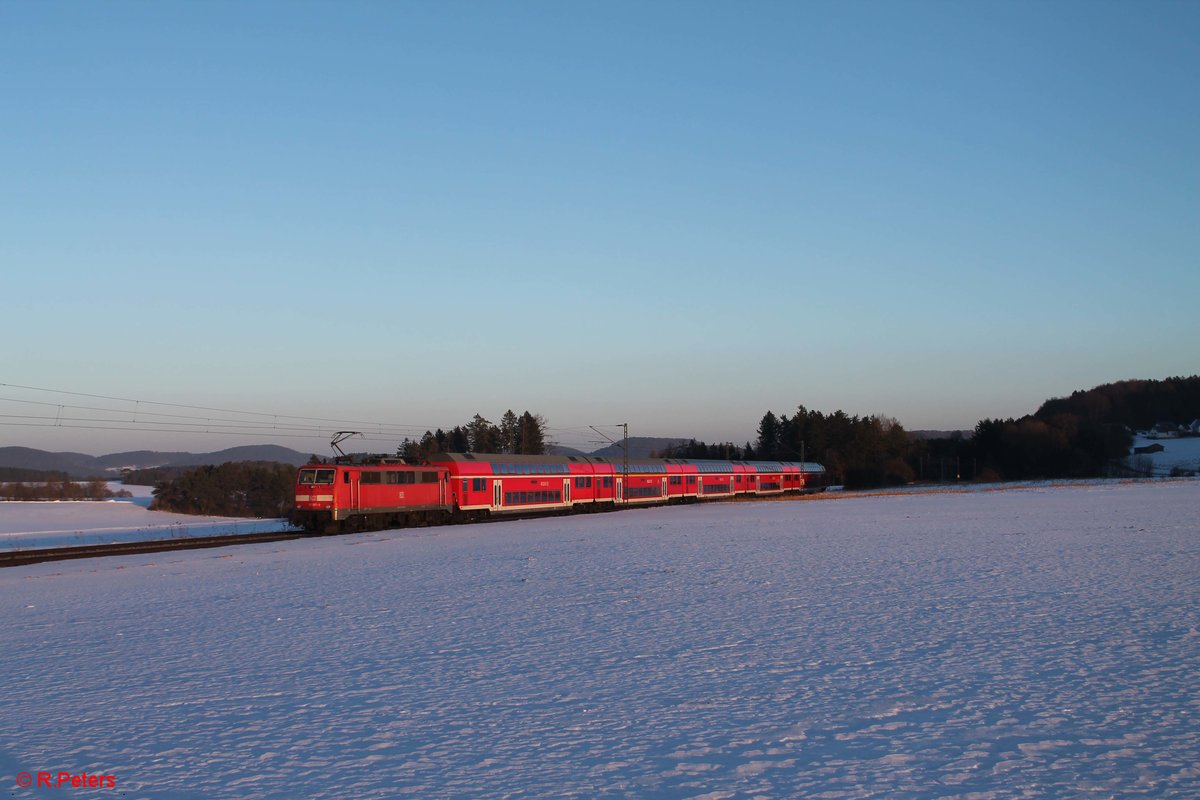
[361,472,382,484]
[299,469,336,485]
[473,478,486,492]
[586,477,592,488]
[462,480,469,494]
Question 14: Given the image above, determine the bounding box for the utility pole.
[590,423,629,501]
[622,422,628,481]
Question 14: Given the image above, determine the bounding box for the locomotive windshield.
[298,468,336,485]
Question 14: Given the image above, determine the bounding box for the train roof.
[429,452,582,465]
[424,452,824,473]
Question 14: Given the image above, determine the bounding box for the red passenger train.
[290,453,826,534]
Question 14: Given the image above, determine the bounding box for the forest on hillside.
[674,376,1199,487]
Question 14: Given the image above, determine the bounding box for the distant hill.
[1035,376,1200,430]
[0,445,312,479]
[589,437,689,459]
[549,437,692,459]
[0,465,70,482]
[547,445,590,457]
[908,430,971,441]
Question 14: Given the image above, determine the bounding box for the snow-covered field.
[3,480,1198,799]
[0,485,291,550]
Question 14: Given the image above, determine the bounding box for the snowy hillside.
[1128,435,1200,476]
[2,481,1198,798]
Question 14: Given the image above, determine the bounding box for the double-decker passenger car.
[290,453,825,533]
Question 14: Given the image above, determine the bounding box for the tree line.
[1,479,129,501]
[661,377,1199,488]
[397,410,547,460]
[659,407,913,489]
[149,462,296,517]
[121,466,192,485]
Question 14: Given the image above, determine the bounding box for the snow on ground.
[2,480,1198,799]
[0,489,291,550]
[1129,436,1200,475]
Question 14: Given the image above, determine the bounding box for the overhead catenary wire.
[0,382,618,451]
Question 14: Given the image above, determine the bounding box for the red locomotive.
[290,453,826,534]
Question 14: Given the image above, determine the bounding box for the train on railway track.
[290,452,826,534]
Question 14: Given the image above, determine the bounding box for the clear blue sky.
[3,0,1197,455]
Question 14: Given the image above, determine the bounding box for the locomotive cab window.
[298,469,335,485]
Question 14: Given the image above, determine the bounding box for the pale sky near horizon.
[3,0,1197,456]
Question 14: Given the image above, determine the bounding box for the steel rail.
[0,531,306,568]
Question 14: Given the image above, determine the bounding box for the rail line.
[1,490,847,569]
[0,531,306,569]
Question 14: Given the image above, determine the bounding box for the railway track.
[2,490,832,569]
[0,530,306,569]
